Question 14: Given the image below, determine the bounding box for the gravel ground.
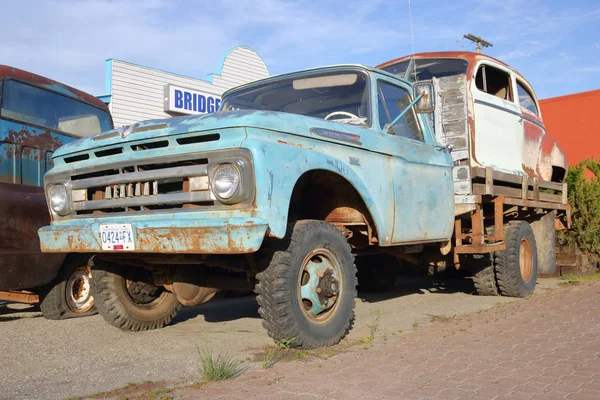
[0,276,559,400]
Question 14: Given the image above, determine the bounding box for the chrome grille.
[70,158,212,215]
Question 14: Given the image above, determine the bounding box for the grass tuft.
[197,347,242,381]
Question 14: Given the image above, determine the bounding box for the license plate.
[100,224,135,251]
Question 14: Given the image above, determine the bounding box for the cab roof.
[0,65,109,111]
[222,64,406,98]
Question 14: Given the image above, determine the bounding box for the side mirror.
[413,81,435,113]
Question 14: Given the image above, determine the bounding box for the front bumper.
[39,217,269,254]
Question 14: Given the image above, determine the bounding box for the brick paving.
[173,282,600,399]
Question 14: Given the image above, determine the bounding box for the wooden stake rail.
[452,168,571,266]
[471,167,568,205]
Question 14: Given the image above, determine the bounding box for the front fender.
[242,129,393,243]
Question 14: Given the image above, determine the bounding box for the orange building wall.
[539,89,600,166]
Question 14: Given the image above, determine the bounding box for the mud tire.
[494,221,538,298]
[470,254,499,296]
[91,258,181,331]
[39,255,97,320]
[255,220,357,349]
[356,255,397,293]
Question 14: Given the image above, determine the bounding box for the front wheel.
[90,259,181,331]
[39,255,97,320]
[255,220,357,349]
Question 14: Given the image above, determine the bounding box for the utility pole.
[463,33,493,53]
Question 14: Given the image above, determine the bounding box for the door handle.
[434,144,454,153]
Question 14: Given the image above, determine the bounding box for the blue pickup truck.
[38,63,568,348]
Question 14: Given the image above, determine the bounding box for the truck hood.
[54,110,370,157]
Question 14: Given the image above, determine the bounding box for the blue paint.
[40,65,455,255]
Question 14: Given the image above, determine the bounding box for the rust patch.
[5,129,63,161]
[276,139,304,148]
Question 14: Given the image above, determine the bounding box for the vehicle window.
[516,81,538,115]
[0,80,112,137]
[382,60,410,78]
[377,81,423,141]
[475,65,513,102]
[382,58,468,82]
[0,142,16,184]
[21,146,40,186]
[221,71,370,126]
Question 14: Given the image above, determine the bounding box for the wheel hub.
[66,266,94,313]
[298,249,342,321]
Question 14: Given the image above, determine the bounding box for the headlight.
[49,183,71,216]
[211,163,241,200]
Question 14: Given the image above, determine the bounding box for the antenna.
[463,33,493,53]
[408,0,417,80]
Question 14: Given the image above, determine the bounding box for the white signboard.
[164,85,222,115]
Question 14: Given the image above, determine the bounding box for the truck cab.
[0,65,114,318]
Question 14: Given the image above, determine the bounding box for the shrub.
[558,159,600,257]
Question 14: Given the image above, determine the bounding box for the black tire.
[91,258,181,331]
[39,255,97,320]
[470,254,499,296]
[356,255,397,293]
[255,220,357,349]
[494,221,538,298]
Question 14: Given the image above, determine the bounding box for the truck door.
[471,63,525,175]
[376,80,454,244]
[515,79,545,176]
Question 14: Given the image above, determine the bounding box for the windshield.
[382,58,468,82]
[0,80,113,137]
[220,70,370,126]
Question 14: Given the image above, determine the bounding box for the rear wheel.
[91,259,181,331]
[255,220,357,349]
[39,256,97,320]
[494,221,538,298]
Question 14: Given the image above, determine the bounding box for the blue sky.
[1,0,598,99]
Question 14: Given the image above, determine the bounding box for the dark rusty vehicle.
[0,65,113,318]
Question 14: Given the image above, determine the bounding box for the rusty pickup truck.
[39,58,568,348]
[0,65,113,318]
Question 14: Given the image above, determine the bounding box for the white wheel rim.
[66,266,94,313]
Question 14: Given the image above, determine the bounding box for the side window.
[377,82,423,141]
[475,65,513,102]
[0,142,17,184]
[516,81,538,115]
[21,146,40,186]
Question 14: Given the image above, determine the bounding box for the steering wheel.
[324,111,361,121]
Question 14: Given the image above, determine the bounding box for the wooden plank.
[521,175,528,200]
[472,205,484,245]
[455,242,506,254]
[562,182,568,204]
[485,167,494,195]
[538,180,563,191]
[493,196,504,241]
[472,167,523,185]
[533,178,540,201]
[473,183,563,203]
[502,196,570,211]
